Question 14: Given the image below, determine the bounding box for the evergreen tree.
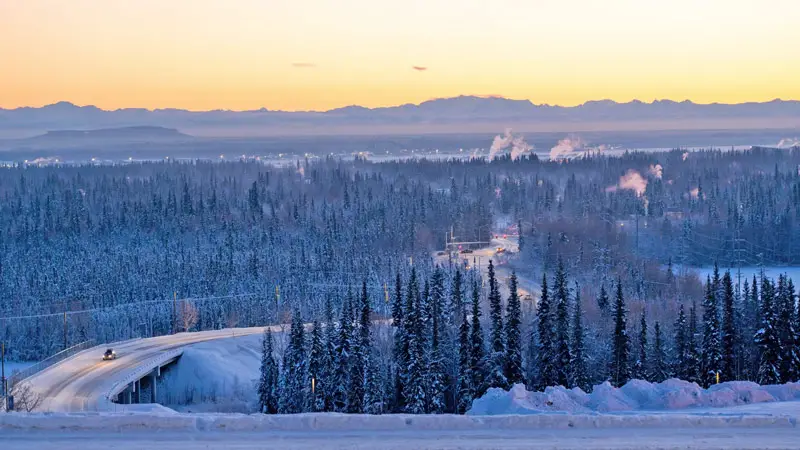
[469,280,487,397]
[457,304,473,414]
[391,271,407,412]
[686,301,701,384]
[554,261,572,387]
[651,322,668,382]
[482,259,509,392]
[279,310,308,414]
[346,280,371,413]
[503,272,524,385]
[403,269,428,413]
[322,297,337,411]
[756,277,782,384]
[333,292,354,412]
[308,320,325,411]
[597,284,609,315]
[487,259,505,356]
[788,278,800,382]
[634,311,648,381]
[720,271,737,382]
[427,270,447,413]
[571,283,590,392]
[610,279,631,387]
[257,329,279,414]
[701,276,722,387]
[674,304,689,381]
[537,273,557,389]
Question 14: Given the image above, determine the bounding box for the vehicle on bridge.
[102,349,117,361]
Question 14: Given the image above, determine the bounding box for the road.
[435,236,541,306]
[23,326,271,412]
[3,427,800,449]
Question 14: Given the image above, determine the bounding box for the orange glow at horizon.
[2,0,799,111]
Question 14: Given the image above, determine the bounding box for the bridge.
[19,327,270,412]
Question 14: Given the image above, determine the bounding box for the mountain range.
[1,96,799,138]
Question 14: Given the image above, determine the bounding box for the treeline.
[256,261,800,415]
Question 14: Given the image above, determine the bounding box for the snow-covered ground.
[1,409,799,449]
[158,331,268,413]
[469,379,800,415]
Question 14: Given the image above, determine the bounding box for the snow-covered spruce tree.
[257,329,279,414]
[686,301,702,384]
[788,278,800,382]
[571,282,590,392]
[633,311,648,381]
[484,260,507,391]
[610,279,630,387]
[651,322,668,382]
[503,272,524,386]
[322,296,337,411]
[554,261,571,387]
[597,283,609,316]
[333,291,354,412]
[391,271,407,412]
[403,269,428,413]
[720,270,738,382]
[278,310,307,414]
[364,353,384,414]
[776,275,796,383]
[450,269,466,413]
[308,320,325,411]
[457,304,473,414]
[536,273,557,389]
[427,270,447,413]
[469,280,487,398]
[701,276,722,387]
[345,280,370,413]
[674,304,689,381]
[756,277,782,385]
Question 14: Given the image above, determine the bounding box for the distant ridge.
[1,96,798,137]
[34,126,190,140]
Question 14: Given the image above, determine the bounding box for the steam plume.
[489,128,532,161]
[606,170,648,197]
[648,164,663,179]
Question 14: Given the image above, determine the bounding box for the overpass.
[20,327,271,412]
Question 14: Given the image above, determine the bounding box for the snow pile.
[468,379,800,415]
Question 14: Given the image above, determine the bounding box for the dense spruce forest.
[2,147,800,413]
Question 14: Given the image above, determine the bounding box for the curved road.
[24,327,272,412]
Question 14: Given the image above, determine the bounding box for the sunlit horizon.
[3,0,799,111]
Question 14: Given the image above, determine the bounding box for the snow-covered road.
[3,427,800,449]
[23,327,272,412]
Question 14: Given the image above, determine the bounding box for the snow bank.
[1,409,796,433]
[469,379,800,415]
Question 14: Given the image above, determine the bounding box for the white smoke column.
[489,128,514,161]
[689,188,700,199]
[297,166,305,178]
[509,134,533,160]
[682,152,689,161]
[617,170,648,197]
[489,129,533,161]
[550,135,586,160]
[777,138,800,149]
[648,164,663,179]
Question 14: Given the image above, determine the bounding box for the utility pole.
[2,341,6,409]
[63,310,68,350]
[172,292,177,335]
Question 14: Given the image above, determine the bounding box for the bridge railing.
[8,340,96,391]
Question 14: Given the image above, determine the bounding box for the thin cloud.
[412,66,428,71]
[292,62,317,68]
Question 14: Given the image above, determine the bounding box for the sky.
[1,0,799,111]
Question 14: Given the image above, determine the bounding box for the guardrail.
[8,340,96,391]
[101,347,184,410]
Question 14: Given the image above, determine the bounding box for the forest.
[1,147,800,408]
